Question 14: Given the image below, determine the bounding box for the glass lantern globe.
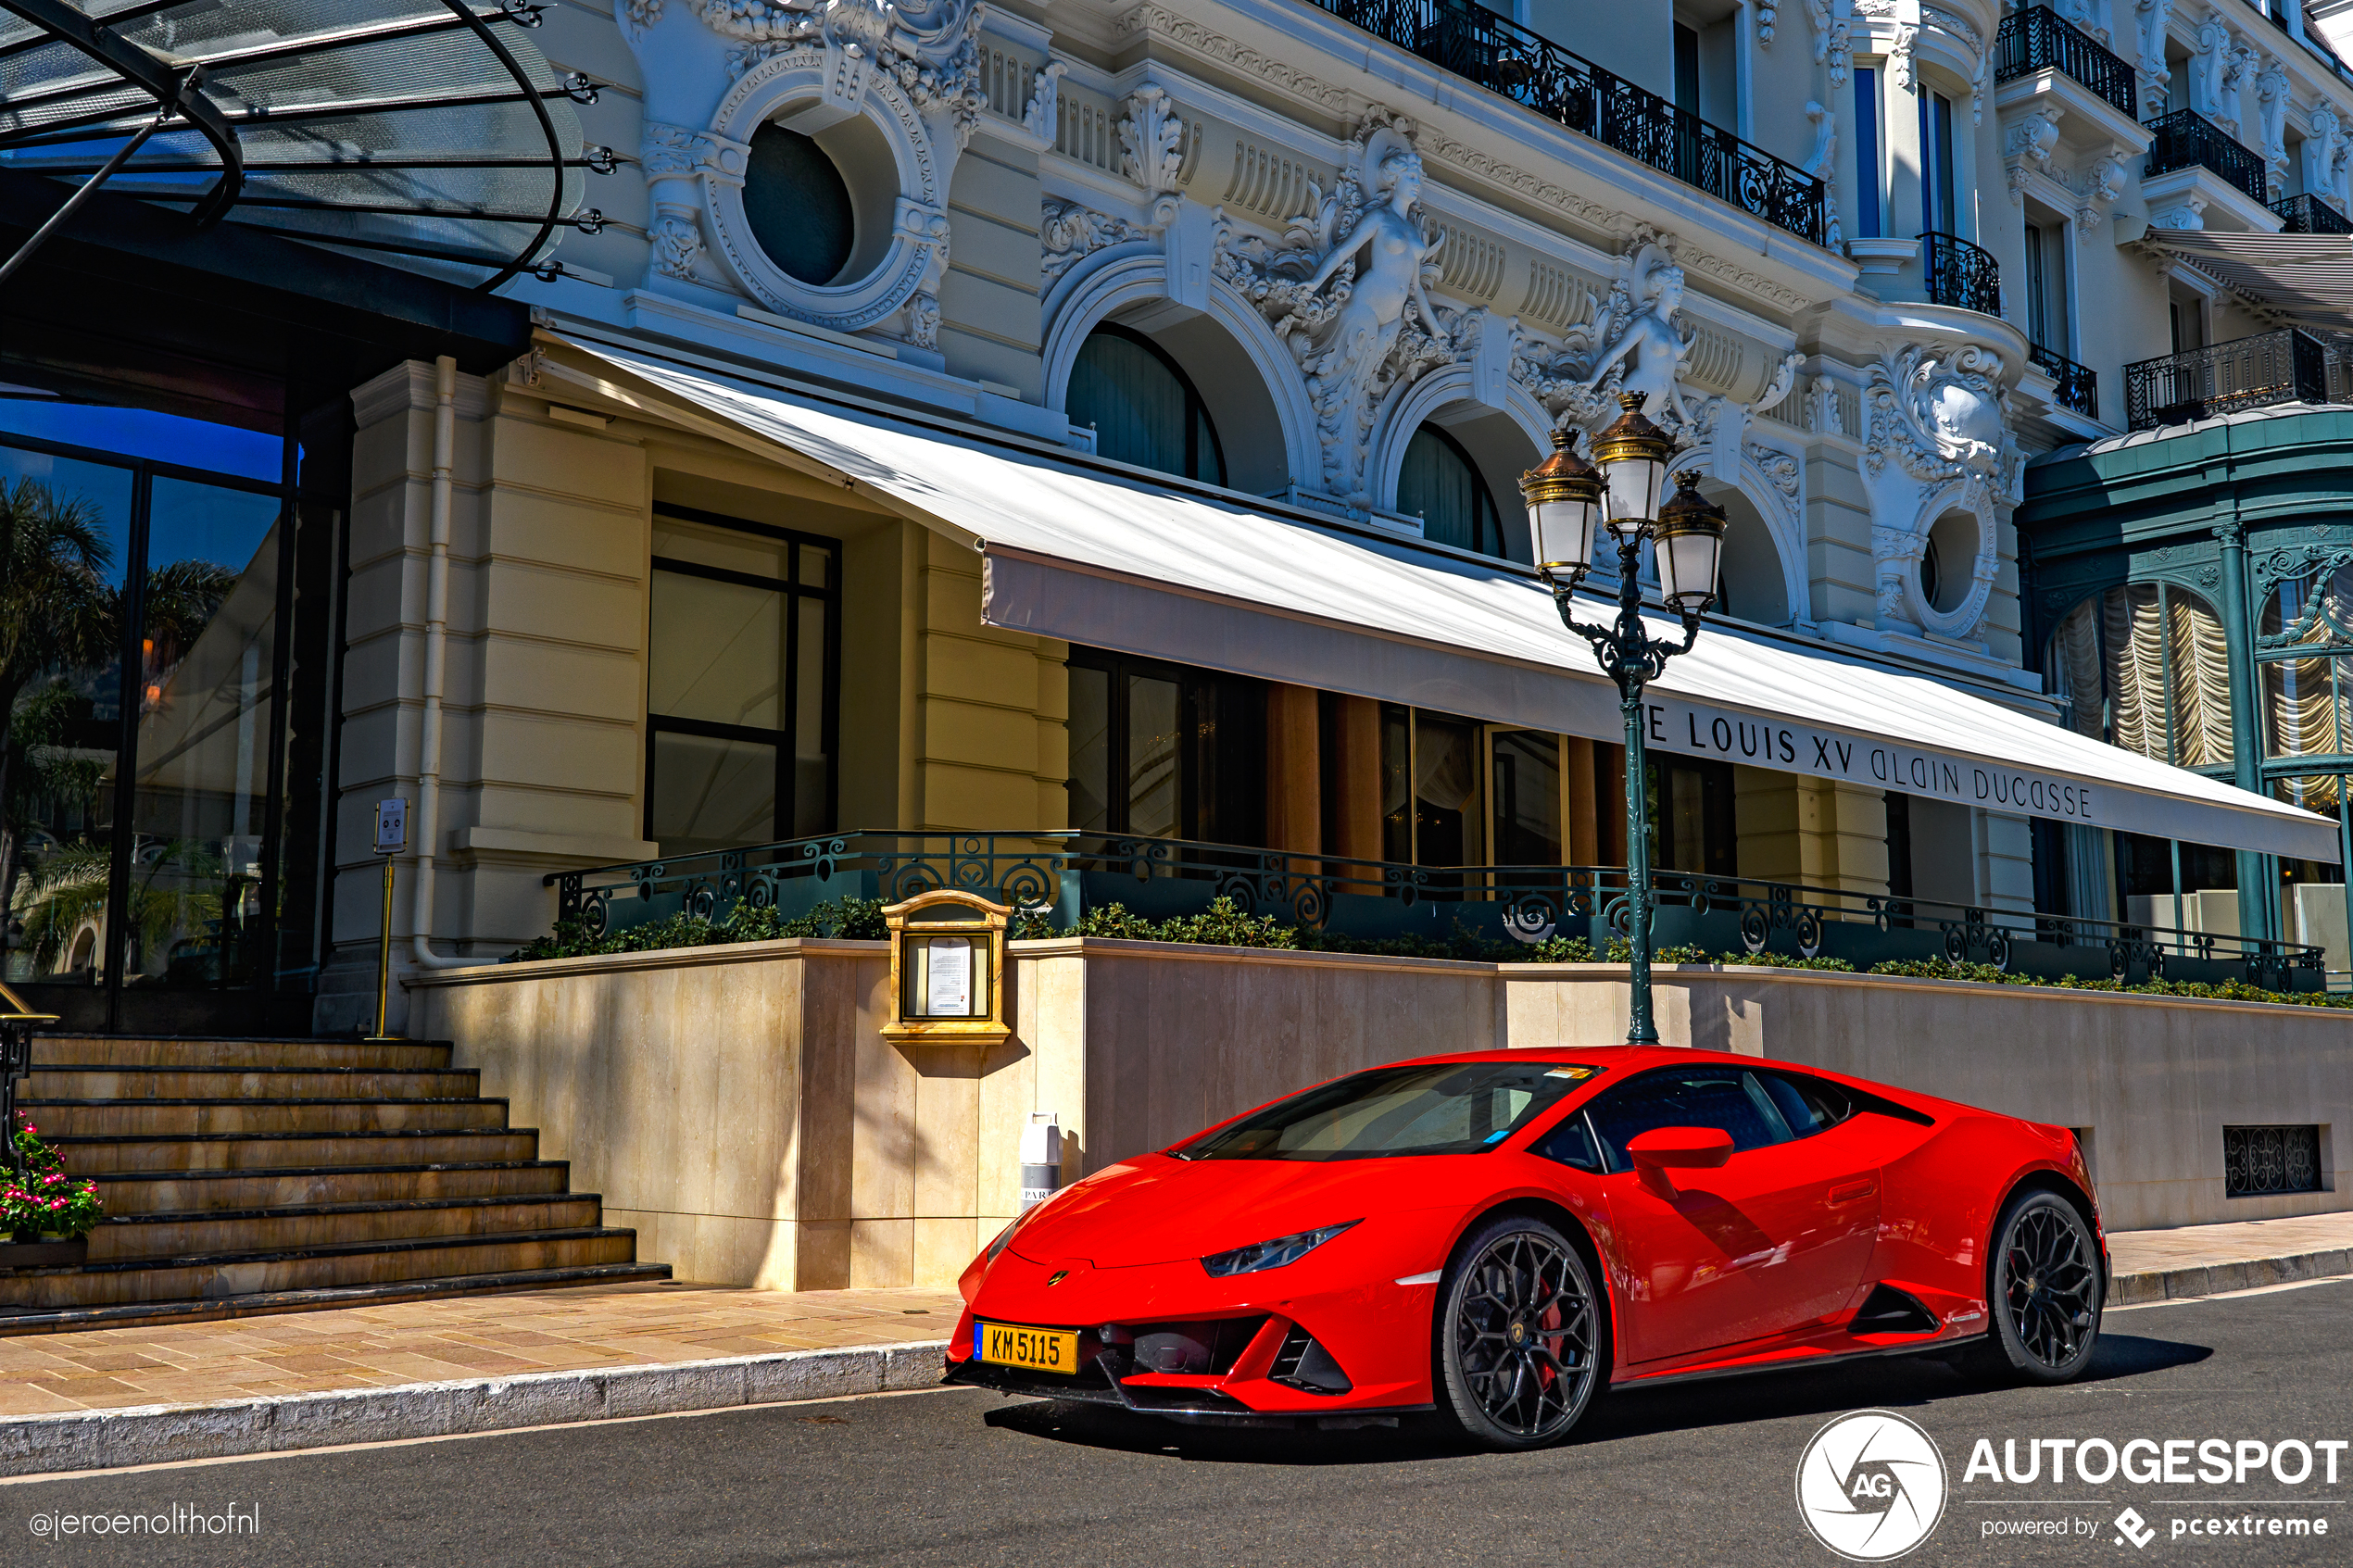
[1517,427,1603,580]
[1589,392,1674,535]
[1652,470,1729,614]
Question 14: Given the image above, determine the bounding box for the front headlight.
[1200,1221,1360,1278]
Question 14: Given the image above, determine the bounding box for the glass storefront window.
[1,454,132,987]
[1,390,330,1022]
[1062,649,1262,844]
[644,505,838,855]
[1490,731,1562,866]
[123,479,283,987]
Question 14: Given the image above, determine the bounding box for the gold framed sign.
[882,890,1013,1046]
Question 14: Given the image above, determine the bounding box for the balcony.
[2144,109,2270,205]
[2123,327,2336,429]
[1919,231,2001,315]
[1303,0,1827,245]
[2270,192,2353,234]
[2030,342,2099,420]
[1994,6,2138,118]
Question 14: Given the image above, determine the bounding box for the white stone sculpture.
[2134,0,2171,77]
[1511,232,1696,433]
[688,0,986,140]
[1804,101,1843,247]
[1861,344,2019,637]
[2005,105,2066,204]
[2076,145,2130,233]
[1808,0,1854,85]
[1040,198,1144,291]
[2255,56,2290,170]
[1216,110,1464,502]
[1022,61,1063,145]
[1758,0,1779,45]
[1888,22,1919,93]
[1120,86,1186,195]
[2302,106,2346,205]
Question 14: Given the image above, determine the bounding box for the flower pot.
[0,1236,88,1270]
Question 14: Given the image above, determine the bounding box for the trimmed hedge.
[504,896,2347,1008]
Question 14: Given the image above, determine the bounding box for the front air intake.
[1268,1323,1353,1394]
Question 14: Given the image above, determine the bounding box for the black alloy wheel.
[1978,1188,2102,1384]
[1434,1213,1601,1449]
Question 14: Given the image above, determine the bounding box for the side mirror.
[1626,1125,1735,1197]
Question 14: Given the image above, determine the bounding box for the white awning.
[2133,232,2353,332]
[550,338,2337,861]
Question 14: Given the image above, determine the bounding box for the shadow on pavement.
[978,1331,2215,1466]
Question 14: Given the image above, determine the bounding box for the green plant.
[509,897,891,961]
[3,1117,100,1242]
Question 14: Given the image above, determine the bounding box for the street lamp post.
[1520,393,1728,1045]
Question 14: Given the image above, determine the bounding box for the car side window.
[1757,1071,1854,1138]
[1533,1110,1603,1173]
[1582,1070,1788,1173]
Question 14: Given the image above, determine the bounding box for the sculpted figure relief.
[1216,111,1463,502]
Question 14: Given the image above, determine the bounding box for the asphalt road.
[6,1277,2350,1568]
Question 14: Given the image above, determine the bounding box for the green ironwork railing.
[544,831,2326,993]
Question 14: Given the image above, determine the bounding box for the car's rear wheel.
[1973,1187,2101,1385]
[1433,1213,1601,1450]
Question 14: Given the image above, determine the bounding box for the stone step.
[27,1066,483,1101]
[0,1228,648,1311]
[57,1128,541,1173]
[0,1262,674,1336]
[89,1161,575,1216]
[24,1098,510,1138]
[31,1036,455,1072]
[85,1194,608,1262]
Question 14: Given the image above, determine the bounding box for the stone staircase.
[1,1034,668,1331]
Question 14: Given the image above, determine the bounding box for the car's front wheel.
[1433,1213,1603,1450]
[1975,1187,2102,1385]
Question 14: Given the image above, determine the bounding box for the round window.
[1921,511,1979,616]
[743,124,855,285]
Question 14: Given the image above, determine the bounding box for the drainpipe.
[409,356,472,971]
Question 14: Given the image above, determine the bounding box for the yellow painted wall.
[1732,765,1890,897]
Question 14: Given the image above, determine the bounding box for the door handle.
[1829,1178,1876,1203]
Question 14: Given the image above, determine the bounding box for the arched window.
[2259,560,2353,810]
[2045,583,2232,768]
[1395,422,1504,558]
[1065,325,1226,484]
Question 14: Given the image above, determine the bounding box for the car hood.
[1008,1152,1468,1269]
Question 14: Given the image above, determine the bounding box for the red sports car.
[946,1046,2108,1449]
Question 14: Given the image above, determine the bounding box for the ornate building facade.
[6,0,2349,1028]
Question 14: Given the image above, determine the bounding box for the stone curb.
[0,1339,949,1478]
[2110,1248,2353,1307]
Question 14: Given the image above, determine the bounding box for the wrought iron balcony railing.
[2124,326,2331,429]
[1302,0,1827,245]
[1919,231,2002,314]
[541,830,2326,993]
[1994,6,2139,118]
[2029,342,2100,420]
[2270,191,2353,233]
[2145,108,2270,204]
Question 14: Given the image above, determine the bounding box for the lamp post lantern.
[1520,393,1728,1045]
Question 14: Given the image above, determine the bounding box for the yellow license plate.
[977,1322,1079,1374]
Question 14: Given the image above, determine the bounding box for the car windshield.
[1176,1062,1602,1161]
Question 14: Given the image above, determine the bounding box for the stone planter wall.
[409,939,2353,1289]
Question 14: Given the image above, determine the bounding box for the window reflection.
[123,480,282,986]
[1,458,132,987]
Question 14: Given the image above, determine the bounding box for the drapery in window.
[2259,562,2353,812]
[2045,583,2233,767]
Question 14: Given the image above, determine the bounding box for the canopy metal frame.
[0,0,609,291]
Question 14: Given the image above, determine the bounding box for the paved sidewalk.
[0,1207,2346,1476]
[2108,1209,2353,1304]
[0,1282,963,1420]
